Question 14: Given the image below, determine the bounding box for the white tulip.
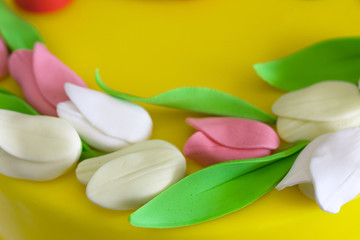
[76,139,178,184]
[57,83,153,152]
[77,140,186,210]
[276,128,360,213]
[0,109,81,181]
[273,81,360,142]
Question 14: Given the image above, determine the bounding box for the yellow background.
[1,0,360,239]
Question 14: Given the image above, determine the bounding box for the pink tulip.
[0,37,8,79]
[8,42,87,116]
[183,117,280,166]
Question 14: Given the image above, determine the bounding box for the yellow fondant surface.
[1,0,360,239]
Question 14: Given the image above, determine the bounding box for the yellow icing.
[1,0,360,239]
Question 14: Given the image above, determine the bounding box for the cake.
[1,0,360,239]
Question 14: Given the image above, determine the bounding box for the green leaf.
[0,0,43,50]
[95,70,276,123]
[254,37,360,91]
[0,88,104,160]
[79,141,105,161]
[129,141,308,228]
[0,88,39,115]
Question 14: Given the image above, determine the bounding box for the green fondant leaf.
[254,37,360,91]
[0,88,39,115]
[95,70,276,123]
[79,141,105,161]
[129,141,308,228]
[0,0,43,50]
[0,88,104,160]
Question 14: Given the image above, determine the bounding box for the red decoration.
[14,0,73,13]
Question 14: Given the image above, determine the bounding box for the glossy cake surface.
[1,0,360,239]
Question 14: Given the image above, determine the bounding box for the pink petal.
[186,117,280,150]
[8,50,56,116]
[183,131,271,166]
[0,38,8,79]
[33,43,87,107]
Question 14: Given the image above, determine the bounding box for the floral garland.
[1,0,360,228]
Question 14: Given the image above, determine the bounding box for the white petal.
[76,139,177,184]
[57,101,129,152]
[310,128,360,213]
[277,113,360,142]
[276,134,329,190]
[298,183,315,200]
[0,148,77,181]
[64,83,152,143]
[272,81,360,121]
[0,110,81,180]
[86,147,186,210]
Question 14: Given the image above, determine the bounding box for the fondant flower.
[76,140,186,210]
[0,37,8,79]
[276,127,360,213]
[183,117,280,166]
[14,0,73,13]
[57,83,153,152]
[273,81,360,142]
[8,42,87,116]
[0,109,81,181]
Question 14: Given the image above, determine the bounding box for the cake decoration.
[1,0,360,235]
[0,109,81,181]
[183,117,280,166]
[81,140,186,210]
[277,128,360,214]
[130,141,308,228]
[9,43,88,116]
[0,87,103,161]
[14,0,73,13]
[254,37,360,91]
[76,140,179,184]
[0,0,43,50]
[273,81,360,142]
[0,37,7,79]
[95,70,277,123]
[0,88,38,115]
[57,83,153,152]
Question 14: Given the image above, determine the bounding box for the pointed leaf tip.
[129,141,307,228]
[95,71,277,123]
[254,37,360,91]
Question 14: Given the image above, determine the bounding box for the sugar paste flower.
[14,0,73,13]
[276,127,360,213]
[183,117,280,166]
[57,83,153,152]
[273,81,360,142]
[0,109,81,181]
[76,140,186,210]
[0,37,8,79]
[8,42,87,116]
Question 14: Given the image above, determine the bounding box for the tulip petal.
[0,37,8,79]
[277,113,360,142]
[276,134,328,190]
[57,101,129,152]
[86,148,186,210]
[0,109,81,181]
[184,131,271,166]
[186,117,280,149]
[8,50,57,116]
[76,140,178,185]
[64,83,152,143]
[33,43,87,107]
[272,81,360,121]
[310,128,360,213]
